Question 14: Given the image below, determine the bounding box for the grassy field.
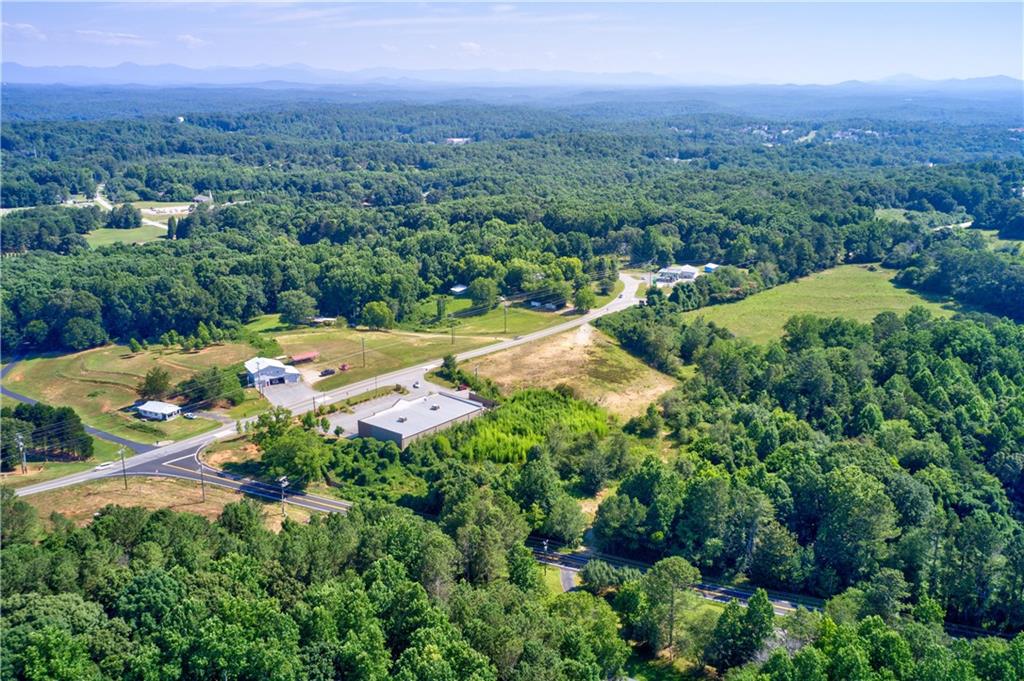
[412,295,573,336]
[23,476,313,532]
[681,264,955,344]
[874,207,910,223]
[271,326,493,391]
[84,225,166,248]
[473,324,678,419]
[0,436,121,490]
[542,565,567,595]
[593,278,626,308]
[131,200,192,210]
[243,313,290,334]
[224,389,271,419]
[4,342,254,443]
[974,228,1023,254]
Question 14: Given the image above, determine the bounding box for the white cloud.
[75,30,152,47]
[176,34,209,49]
[379,42,399,53]
[492,4,516,13]
[2,22,46,41]
[459,41,483,56]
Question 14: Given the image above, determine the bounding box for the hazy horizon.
[2,2,1022,86]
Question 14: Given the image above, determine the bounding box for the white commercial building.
[244,357,302,387]
[656,264,699,283]
[137,400,181,421]
[357,392,485,448]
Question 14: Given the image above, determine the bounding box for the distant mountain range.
[2,61,1021,93]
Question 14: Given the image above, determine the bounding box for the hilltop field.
[681,264,955,344]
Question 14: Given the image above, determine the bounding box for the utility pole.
[15,434,27,475]
[503,304,508,333]
[199,460,207,502]
[362,337,366,368]
[118,446,128,490]
[451,326,455,345]
[278,476,289,517]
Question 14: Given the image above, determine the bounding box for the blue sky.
[2,2,1021,84]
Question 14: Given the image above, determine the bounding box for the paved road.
[13,273,644,497]
[0,362,154,454]
[525,538,812,617]
[67,440,811,616]
[92,185,168,230]
[559,567,577,592]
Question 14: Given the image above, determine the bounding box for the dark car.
[319,368,336,377]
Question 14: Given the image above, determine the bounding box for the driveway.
[262,381,317,408]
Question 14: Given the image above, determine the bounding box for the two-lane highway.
[14,272,644,498]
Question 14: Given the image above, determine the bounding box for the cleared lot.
[473,324,677,419]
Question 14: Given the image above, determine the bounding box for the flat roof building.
[357,392,485,448]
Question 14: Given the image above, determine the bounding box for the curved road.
[8,271,1007,638]
[12,272,644,497]
[0,362,153,454]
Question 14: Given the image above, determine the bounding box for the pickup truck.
[320,368,336,377]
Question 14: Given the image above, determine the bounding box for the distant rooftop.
[360,392,484,438]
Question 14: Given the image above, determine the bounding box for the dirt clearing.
[26,477,313,532]
[471,324,676,419]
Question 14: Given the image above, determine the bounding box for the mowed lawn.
[4,342,255,443]
[412,295,574,336]
[682,265,954,344]
[84,225,167,248]
[0,436,122,490]
[273,326,495,391]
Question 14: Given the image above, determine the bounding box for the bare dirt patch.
[203,441,261,469]
[578,485,615,522]
[27,477,312,531]
[472,324,676,419]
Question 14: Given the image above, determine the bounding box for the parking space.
[261,381,317,408]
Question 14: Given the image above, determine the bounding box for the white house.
[244,357,302,387]
[450,284,468,295]
[137,401,181,421]
[704,262,720,273]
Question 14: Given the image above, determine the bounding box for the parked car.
[339,363,350,371]
[320,368,336,377]
[413,381,421,389]
[183,412,197,420]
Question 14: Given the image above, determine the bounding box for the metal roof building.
[137,400,181,421]
[357,392,485,448]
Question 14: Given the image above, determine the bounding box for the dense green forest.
[2,86,1023,352]
[2,83,1023,678]
[596,300,1024,633]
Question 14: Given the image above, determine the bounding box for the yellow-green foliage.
[451,389,608,463]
